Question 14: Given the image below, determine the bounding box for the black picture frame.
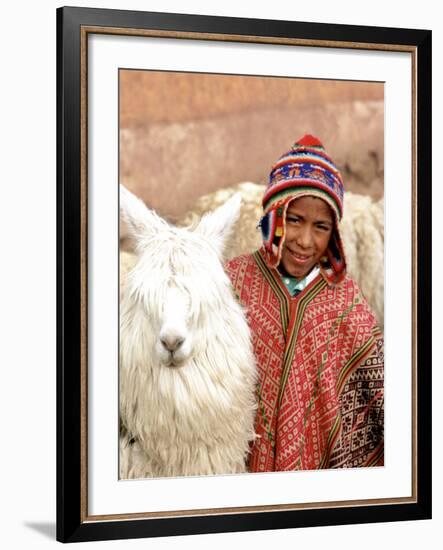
[56,6,432,543]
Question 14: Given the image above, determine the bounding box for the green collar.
[279,266,320,296]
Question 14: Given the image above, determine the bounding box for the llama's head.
[120,185,242,368]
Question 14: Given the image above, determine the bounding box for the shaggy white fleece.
[340,192,384,330]
[119,186,257,479]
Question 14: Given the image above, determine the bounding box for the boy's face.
[280,196,333,279]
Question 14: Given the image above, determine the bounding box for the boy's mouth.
[287,248,313,264]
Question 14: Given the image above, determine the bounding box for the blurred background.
[119,70,384,222]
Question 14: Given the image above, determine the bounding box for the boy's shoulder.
[336,274,380,330]
[226,251,257,271]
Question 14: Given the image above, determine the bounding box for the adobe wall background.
[120,70,384,221]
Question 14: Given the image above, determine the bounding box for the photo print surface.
[118,69,385,480]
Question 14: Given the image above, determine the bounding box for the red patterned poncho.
[226,248,384,472]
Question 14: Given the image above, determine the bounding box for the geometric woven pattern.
[226,248,384,472]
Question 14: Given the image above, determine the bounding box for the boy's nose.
[296,228,313,248]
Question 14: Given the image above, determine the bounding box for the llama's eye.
[184,296,195,321]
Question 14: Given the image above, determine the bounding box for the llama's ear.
[120,184,166,241]
[196,193,242,254]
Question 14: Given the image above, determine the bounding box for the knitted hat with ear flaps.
[260,134,346,284]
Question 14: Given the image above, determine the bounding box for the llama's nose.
[160,335,185,352]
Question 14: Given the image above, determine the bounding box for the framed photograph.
[57,6,432,543]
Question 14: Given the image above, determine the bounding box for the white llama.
[119,185,257,479]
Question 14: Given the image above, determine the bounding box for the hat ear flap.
[319,225,347,285]
[260,209,279,251]
[260,205,288,269]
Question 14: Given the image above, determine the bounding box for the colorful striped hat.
[260,135,346,283]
